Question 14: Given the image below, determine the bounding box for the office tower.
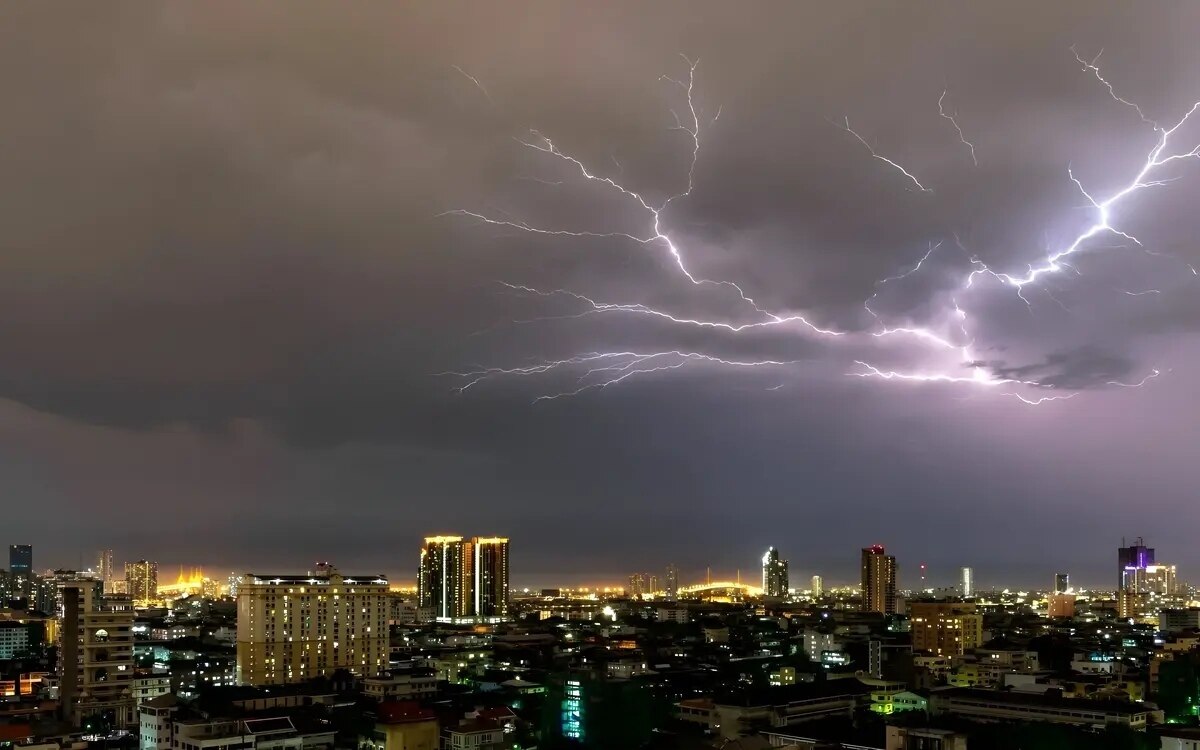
[418,536,510,623]
[960,567,974,598]
[664,564,680,602]
[1118,538,1154,591]
[124,560,158,605]
[861,545,897,615]
[235,566,388,685]
[58,584,136,728]
[761,547,789,598]
[473,537,509,619]
[97,550,115,594]
[811,575,824,598]
[9,545,32,575]
[1054,573,1070,594]
[910,601,984,657]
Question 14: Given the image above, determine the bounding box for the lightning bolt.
[938,90,978,166]
[451,65,493,105]
[447,49,1192,405]
[836,116,933,192]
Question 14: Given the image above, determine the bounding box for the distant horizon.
[8,549,1144,595]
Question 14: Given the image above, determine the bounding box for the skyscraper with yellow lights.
[418,536,509,623]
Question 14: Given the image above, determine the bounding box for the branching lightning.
[446,49,1194,405]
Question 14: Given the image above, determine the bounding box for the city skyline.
[3,3,1200,582]
[5,536,1181,593]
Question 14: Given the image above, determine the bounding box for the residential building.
[98,550,115,594]
[762,547,789,598]
[0,622,31,659]
[418,536,510,623]
[861,545,897,615]
[361,669,439,702]
[360,701,438,750]
[664,564,680,602]
[235,566,388,685]
[1047,593,1076,618]
[125,561,159,606]
[59,585,136,728]
[929,688,1149,729]
[910,601,983,657]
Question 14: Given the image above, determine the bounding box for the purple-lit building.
[1118,538,1154,592]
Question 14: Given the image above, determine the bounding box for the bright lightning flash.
[447,50,1191,404]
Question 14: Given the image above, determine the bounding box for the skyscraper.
[665,564,680,602]
[419,536,468,620]
[97,549,115,593]
[418,535,509,623]
[861,545,897,615]
[124,560,158,605]
[1118,538,1154,591]
[8,545,31,575]
[811,575,824,598]
[761,547,789,598]
[235,566,388,685]
[1054,573,1070,594]
[959,567,974,598]
[473,537,509,619]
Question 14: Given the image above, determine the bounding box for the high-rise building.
[58,584,136,728]
[762,547,789,598]
[1119,538,1155,592]
[959,567,974,598]
[9,545,32,576]
[124,560,158,605]
[235,566,388,685]
[417,536,510,623]
[811,575,824,598]
[1146,564,1179,596]
[910,601,983,657]
[419,536,469,620]
[627,573,650,599]
[664,564,680,602]
[473,537,509,619]
[1054,573,1070,594]
[97,550,115,594]
[861,545,897,615]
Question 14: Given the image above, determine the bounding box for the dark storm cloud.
[3,1,1200,584]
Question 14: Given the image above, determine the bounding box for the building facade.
[59,584,136,729]
[761,547,789,598]
[910,601,983,657]
[861,546,897,615]
[125,560,159,606]
[235,567,388,685]
[417,536,509,623]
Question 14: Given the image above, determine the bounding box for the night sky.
[3,2,1199,589]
